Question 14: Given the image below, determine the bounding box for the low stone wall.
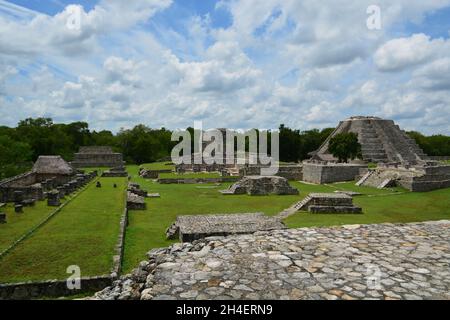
[0,276,112,300]
[302,162,367,184]
[112,200,128,277]
[158,177,238,184]
[140,169,172,179]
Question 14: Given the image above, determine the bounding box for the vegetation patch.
[158,172,223,179]
[141,162,175,171]
[0,177,127,283]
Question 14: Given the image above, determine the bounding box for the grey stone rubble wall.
[93,220,450,300]
[0,276,112,300]
[302,162,367,184]
[112,197,129,277]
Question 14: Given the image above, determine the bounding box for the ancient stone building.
[0,156,75,203]
[71,146,124,168]
[302,162,367,184]
[312,116,428,164]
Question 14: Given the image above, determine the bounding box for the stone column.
[57,186,66,198]
[63,184,71,195]
[47,190,61,207]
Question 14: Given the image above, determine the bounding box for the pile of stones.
[128,183,148,198]
[127,192,146,210]
[220,176,299,196]
[93,220,450,300]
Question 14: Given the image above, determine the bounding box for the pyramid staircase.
[277,195,313,219]
[358,122,388,163]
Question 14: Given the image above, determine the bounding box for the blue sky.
[1,0,450,134]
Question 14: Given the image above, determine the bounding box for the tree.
[328,132,362,163]
[0,135,33,179]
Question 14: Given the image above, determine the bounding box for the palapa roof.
[32,156,74,175]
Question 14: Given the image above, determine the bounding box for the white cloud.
[1,0,450,134]
[374,34,449,72]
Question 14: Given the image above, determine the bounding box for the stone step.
[356,171,373,186]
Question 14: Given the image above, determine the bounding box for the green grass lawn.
[0,177,127,283]
[123,165,450,273]
[141,162,175,171]
[0,200,68,253]
[158,172,223,179]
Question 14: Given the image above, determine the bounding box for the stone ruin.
[102,166,128,177]
[291,193,362,214]
[302,161,368,184]
[139,166,174,179]
[127,192,146,210]
[0,156,75,203]
[126,182,148,210]
[166,213,286,242]
[303,116,450,192]
[128,183,148,198]
[312,116,428,164]
[357,161,450,192]
[71,146,125,168]
[220,176,299,196]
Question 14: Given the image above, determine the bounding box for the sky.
[1,0,450,134]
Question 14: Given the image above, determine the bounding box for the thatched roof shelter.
[32,156,74,175]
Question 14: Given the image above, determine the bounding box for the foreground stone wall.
[0,277,112,300]
[303,162,367,184]
[94,220,450,300]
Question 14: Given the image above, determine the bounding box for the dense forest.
[1,117,449,179]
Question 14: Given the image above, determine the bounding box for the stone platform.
[220,176,299,196]
[166,213,286,242]
[94,220,450,300]
[304,193,362,214]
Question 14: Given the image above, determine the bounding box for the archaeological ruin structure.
[303,116,450,192]
[0,156,76,203]
[166,213,286,242]
[71,146,125,168]
[311,116,428,164]
[220,176,299,196]
[292,193,362,214]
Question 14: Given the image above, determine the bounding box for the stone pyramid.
[312,116,428,164]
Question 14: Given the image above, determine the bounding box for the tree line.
[0,117,449,179]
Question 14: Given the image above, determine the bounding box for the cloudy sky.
[1,0,450,134]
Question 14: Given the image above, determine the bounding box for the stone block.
[15,204,23,213]
[47,190,61,207]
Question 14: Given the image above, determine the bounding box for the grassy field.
[0,177,127,283]
[158,172,223,179]
[123,164,450,273]
[141,162,175,171]
[0,200,68,253]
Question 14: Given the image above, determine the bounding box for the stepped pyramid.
[313,116,428,164]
